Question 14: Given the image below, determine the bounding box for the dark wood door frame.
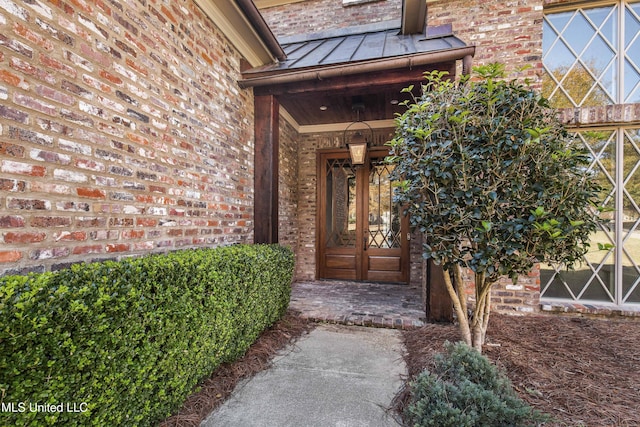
[316,146,410,283]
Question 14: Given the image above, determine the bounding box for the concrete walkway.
[202,324,405,427]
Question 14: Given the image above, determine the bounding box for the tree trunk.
[442,265,471,346]
[472,323,484,352]
[481,292,491,342]
[470,272,492,352]
[453,265,467,321]
[471,296,489,351]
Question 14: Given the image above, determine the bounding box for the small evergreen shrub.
[405,341,549,427]
[0,244,293,426]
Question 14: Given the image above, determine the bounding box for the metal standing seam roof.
[243,21,468,76]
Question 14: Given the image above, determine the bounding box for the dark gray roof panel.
[291,37,345,67]
[381,30,415,56]
[282,42,307,56]
[285,39,324,61]
[350,31,386,61]
[244,22,468,75]
[322,35,364,63]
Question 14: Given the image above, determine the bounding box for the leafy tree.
[386,64,602,352]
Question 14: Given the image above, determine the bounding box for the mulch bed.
[159,310,314,427]
[401,313,640,427]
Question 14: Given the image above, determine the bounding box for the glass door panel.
[368,160,401,249]
[325,158,356,248]
[321,156,358,280]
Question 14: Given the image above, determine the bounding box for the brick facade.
[292,130,322,280]
[257,0,401,37]
[0,0,255,274]
[427,0,543,85]
[3,0,639,316]
[278,116,298,250]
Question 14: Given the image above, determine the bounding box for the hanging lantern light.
[344,97,373,166]
[348,131,368,165]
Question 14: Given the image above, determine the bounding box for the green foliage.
[387,63,602,283]
[404,342,549,427]
[0,244,293,426]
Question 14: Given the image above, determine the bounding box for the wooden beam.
[426,260,453,322]
[253,62,455,97]
[254,94,279,244]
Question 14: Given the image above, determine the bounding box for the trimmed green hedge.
[0,244,293,426]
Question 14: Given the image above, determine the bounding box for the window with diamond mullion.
[622,128,640,303]
[541,1,640,308]
[543,1,640,108]
[540,130,617,302]
[624,3,640,102]
[540,128,640,306]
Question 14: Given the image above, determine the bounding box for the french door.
[317,148,409,283]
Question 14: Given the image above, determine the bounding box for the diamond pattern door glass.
[325,158,356,248]
[367,159,401,249]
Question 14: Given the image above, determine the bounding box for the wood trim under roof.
[254,0,307,9]
[193,0,284,66]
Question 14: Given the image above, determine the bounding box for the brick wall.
[278,115,298,252]
[427,0,544,83]
[259,0,401,37]
[294,131,335,281]
[0,0,255,275]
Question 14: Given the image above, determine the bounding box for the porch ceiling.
[240,22,475,127]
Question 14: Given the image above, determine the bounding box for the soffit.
[254,0,306,8]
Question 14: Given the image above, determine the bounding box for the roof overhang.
[239,20,475,128]
[194,0,285,66]
[239,45,476,89]
[240,21,474,87]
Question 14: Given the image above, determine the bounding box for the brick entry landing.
[290,280,426,329]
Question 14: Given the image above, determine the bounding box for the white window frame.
[541,1,640,309]
[543,0,640,107]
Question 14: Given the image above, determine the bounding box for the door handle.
[363,235,368,251]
